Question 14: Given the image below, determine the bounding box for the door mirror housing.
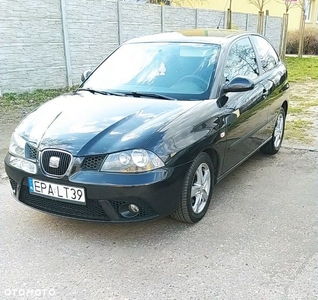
[81,70,92,82]
[223,77,255,93]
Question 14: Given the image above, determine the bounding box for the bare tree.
[276,0,298,60]
[296,0,312,57]
[248,0,273,34]
[227,0,233,29]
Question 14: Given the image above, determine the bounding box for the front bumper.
[5,154,190,222]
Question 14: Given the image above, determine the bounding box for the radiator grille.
[81,155,106,170]
[41,150,72,176]
[25,144,37,160]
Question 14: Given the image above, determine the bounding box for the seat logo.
[49,156,60,168]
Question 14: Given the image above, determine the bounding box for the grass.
[0,87,74,109]
[278,89,318,144]
[288,95,318,115]
[285,61,318,144]
[284,119,314,143]
[285,56,318,82]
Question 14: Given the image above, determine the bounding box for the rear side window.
[224,37,259,82]
[252,36,279,73]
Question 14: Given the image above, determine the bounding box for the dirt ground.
[284,80,318,149]
[0,82,317,299]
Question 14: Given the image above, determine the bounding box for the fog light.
[9,156,37,174]
[119,203,140,218]
[128,204,139,213]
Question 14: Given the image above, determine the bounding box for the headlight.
[9,132,26,157]
[101,149,164,173]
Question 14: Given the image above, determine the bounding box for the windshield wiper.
[77,88,124,97]
[124,91,176,100]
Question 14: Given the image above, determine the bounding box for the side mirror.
[81,70,92,82]
[223,77,254,93]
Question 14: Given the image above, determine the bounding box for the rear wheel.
[260,107,286,155]
[171,152,214,223]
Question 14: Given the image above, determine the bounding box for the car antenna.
[216,15,223,29]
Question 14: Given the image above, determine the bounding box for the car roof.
[125,28,251,45]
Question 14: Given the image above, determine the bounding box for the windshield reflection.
[83,42,220,100]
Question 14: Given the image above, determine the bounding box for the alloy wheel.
[191,162,211,214]
[274,113,284,148]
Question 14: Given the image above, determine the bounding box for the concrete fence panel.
[66,0,119,82]
[0,0,283,93]
[164,6,196,32]
[121,3,162,42]
[0,0,66,92]
[246,14,258,32]
[197,9,225,29]
[232,12,250,31]
[264,16,283,52]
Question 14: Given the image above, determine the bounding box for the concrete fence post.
[161,5,165,32]
[264,15,268,36]
[60,0,72,87]
[117,0,123,45]
[195,9,198,28]
[246,14,250,31]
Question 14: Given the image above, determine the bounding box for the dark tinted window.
[224,37,259,82]
[252,36,279,72]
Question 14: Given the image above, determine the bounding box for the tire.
[171,152,214,223]
[260,107,286,155]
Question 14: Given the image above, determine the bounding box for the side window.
[252,36,279,73]
[224,37,259,82]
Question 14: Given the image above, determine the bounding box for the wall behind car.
[0,0,283,93]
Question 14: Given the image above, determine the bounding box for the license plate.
[28,178,86,204]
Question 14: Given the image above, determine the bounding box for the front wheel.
[260,107,286,155]
[171,152,214,223]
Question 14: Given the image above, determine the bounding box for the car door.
[220,37,270,175]
[251,35,288,131]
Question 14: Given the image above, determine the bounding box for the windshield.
[82,42,220,100]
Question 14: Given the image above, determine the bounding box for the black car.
[5,29,289,223]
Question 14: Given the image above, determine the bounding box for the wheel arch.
[282,100,288,115]
[202,148,219,184]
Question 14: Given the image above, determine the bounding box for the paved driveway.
[1,143,317,299]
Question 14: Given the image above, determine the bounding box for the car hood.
[16,92,200,156]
